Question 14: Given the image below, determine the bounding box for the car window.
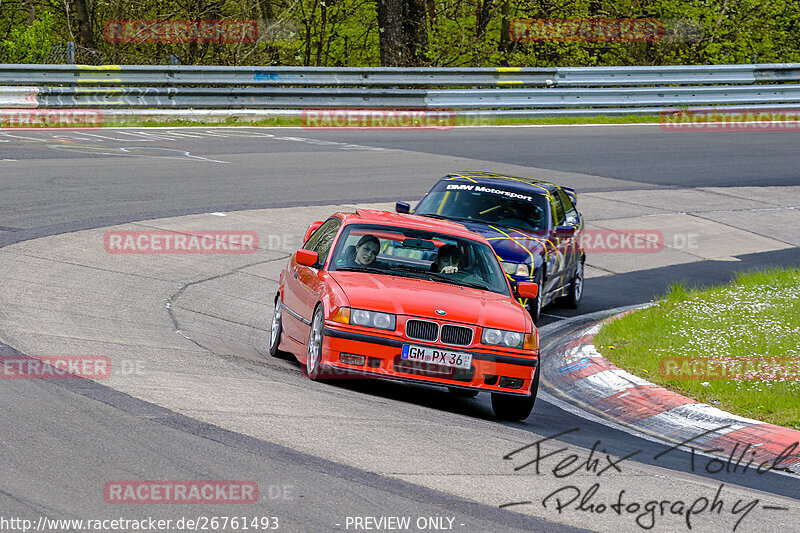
[305,218,340,265]
[413,184,549,231]
[552,193,566,226]
[329,223,511,296]
[558,189,579,225]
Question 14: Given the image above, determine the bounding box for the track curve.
[1,126,799,533]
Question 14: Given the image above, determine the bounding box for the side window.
[305,218,340,265]
[558,189,579,225]
[551,194,565,226]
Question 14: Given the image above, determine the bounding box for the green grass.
[594,267,800,429]
[9,113,665,129]
[11,112,800,129]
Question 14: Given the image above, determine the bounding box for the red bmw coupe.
[269,209,541,420]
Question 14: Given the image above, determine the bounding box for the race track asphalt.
[1,125,798,533]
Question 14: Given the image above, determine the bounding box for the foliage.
[0,11,55,63]
[0,0,798,66]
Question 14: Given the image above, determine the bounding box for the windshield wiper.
[387,265,438,280]
[426,272,491,291]
[457,280,492,291]
[418,213,475,224]
[335,266,389,275]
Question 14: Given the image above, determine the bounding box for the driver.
[432,244,461,274]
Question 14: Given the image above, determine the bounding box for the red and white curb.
[547,312,800,475]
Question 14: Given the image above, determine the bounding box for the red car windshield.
[329,224,511,296]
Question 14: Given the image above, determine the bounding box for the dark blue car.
[397,172,585,323]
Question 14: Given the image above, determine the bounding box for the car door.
[283,218,340,342]
[557,188,583,278]
[545,191,572,298]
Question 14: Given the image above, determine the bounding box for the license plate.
[401,344,472,370]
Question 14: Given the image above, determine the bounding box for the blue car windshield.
[414,185,550,232]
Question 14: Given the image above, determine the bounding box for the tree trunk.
[316,2,327,66]
[26,0,36,26]
[73,0,96,49]
[403,0,428,65]
[476,0,493,42]
[376,0,405,66]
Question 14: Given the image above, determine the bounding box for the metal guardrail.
[27,84,800,109]
[2,63,800,88]
[0,65,557,87]
[3,63,800,116]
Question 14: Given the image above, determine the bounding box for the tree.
[375,0,428,65]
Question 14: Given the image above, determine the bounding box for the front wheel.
[491,370,539,421]
[562,260,584,309]
[306,305,327,380]
[268,296,292,360]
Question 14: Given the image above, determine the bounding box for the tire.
[448,387,479,398]
[491,370,539,421]
[306,305,327,380]
[526,268,544,325]
[268,296,292,360]
[562,260,584,309]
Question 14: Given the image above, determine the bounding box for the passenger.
[433,244,461,274]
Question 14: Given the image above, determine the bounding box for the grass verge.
[594,267,800,429]
[4,113,664,129]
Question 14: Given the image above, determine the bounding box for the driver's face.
[356,242,379,265]
[439,255,458,267]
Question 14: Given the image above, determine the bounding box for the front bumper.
[321,324,538,396]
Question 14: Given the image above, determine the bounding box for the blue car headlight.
[502,262,530,277]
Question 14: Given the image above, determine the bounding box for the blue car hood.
[456,221,547,265]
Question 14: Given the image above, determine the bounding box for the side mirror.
[396,202,410,214]
[517,282,539,299]
[555,225,576,237]
[303,221,324,243]
[296,249,319,267]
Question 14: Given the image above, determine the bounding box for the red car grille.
[440,324,473,346]
[406,319,438,342]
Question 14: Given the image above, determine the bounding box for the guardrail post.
[67,42,75,64]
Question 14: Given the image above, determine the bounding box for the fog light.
[499,376,524,389]
[339,353,366,366]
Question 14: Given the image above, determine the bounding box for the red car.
[269,209,541,420]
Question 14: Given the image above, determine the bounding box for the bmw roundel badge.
[435,309,447,316]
